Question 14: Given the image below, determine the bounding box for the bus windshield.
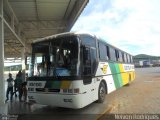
[29,36,79,77]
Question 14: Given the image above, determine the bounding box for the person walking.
[13,78,18,97]
[5,73,14,102]
[15,71,23,102]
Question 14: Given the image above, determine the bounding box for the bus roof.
[32,32,132,56]
[32,32,95,43]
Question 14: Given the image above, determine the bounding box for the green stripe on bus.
[52,81,61,89]
[115,63,123,87]
[109,63,120,89]
[45,81,61,89]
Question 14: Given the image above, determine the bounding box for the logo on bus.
[102,65,108,74]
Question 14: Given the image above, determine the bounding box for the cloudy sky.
[71,0,160,56]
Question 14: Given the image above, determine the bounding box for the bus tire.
[97,82,106,103]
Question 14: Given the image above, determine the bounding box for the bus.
[27,32,135,109]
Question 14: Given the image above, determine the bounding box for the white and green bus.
[27,32,135,109]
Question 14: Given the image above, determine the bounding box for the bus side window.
[122,52,125,62]
[83,47,91,75]
[110,47,116,61]
[130,56,133,63]
[98,42,109,61]
[127,54,131,63]
[82,46,96,73]
[124,53,127,63]
[126,54,129,63]
[115,49,119,61]
[119,51,123,62]
[106,46,110,60]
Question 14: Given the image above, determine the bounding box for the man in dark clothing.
[15,73,23,102]
[5,73,14,102]
[14,79,17,97]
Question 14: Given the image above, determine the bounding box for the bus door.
[82,45,97,101]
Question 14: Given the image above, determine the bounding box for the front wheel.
[97,82,106,103]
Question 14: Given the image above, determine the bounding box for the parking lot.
[110,67,160,114]
[1,67,160,120]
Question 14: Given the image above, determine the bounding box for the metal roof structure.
[3,0,89,58]
[1,0,90,104]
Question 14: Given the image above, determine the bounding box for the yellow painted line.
[96,103,117,120]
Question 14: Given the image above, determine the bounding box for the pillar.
[0,0,5,105]
[21,47,26,82]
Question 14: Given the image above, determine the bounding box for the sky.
[71,0,160,56]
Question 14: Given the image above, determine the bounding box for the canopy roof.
[3,0,88,58]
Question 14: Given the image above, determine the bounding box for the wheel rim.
[100,86,105,100]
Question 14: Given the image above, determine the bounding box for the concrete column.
[0,0,5,105]
[11,13,15,31]
[22,47,26,82]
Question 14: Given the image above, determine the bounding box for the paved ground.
[109,67,160,114]
[1,67,160,120]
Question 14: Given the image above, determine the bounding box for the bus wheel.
[97,82,106,103]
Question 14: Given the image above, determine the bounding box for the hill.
[133,54,160,59]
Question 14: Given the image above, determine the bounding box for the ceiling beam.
[19,20,67,33]
[35,0,39,20]
[67,0,89,31]
[3,18,25,46]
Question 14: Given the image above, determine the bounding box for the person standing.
[5,73,14,102]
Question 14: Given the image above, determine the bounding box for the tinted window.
[130,56,133,63]
[83,47,91,75]
[115,49,119,61]
[119,51,123,62]
[127,54,130,63]
[91,48,97,73]
[82,46,97,76]
[106,46,110,60]
[110,47,116,61]
[81,36,96,47]
[124,53,127,63]
[99,42,108,60]
[122,52,125,62]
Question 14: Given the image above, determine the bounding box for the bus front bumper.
[28,92,87,109]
